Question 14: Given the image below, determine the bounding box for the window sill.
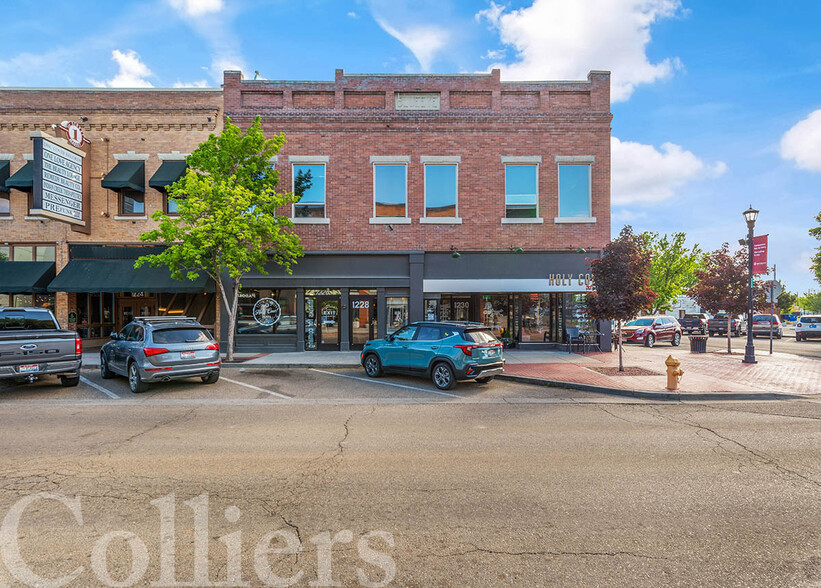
[24,216,48,221]
[554,216,597,224]
[420,217,462,224]
[0,216,13,221]
[291,217,330,224]
[369,217,412,224]
[114,215,148,221]
[501,217,544,224]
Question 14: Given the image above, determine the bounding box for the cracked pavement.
[0,369,819,586]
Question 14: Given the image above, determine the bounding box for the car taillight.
[797,323,802,328]
[143,347,170,356]
[75,337,82,356]
[454,344,475,356]
[205,343,219,350]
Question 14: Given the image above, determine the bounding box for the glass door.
[349,295,376,350]
[453,297,472,322]
[316,296,340,350]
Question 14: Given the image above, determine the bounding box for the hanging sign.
[752,235,768,274]
[29,130,87,226]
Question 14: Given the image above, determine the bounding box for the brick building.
[0,88,222,341]
[0,68,612,353]
[223,68,612,352]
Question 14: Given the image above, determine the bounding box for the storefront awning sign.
[423,275,592,293]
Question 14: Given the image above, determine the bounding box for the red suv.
[620,316,683,348]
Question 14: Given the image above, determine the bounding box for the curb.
[497,374,807,402]
[220,363,359,369]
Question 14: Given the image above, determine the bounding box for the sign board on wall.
[29,130,88,227]
[752,235,768,275]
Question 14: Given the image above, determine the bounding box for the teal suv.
[361,321,505,390]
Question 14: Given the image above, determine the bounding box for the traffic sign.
[765,280,782,304]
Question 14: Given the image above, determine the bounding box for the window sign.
[558,165,591,218]
[505,165,538,218]
[236,289,296,334]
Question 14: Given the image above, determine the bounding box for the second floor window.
[424,164,458,217]
[293,164,326,218]
[0,193,9,216]
[374,164,407,218]
[505,164,538,218]
[121,189,145,216]
[558,164,591,218]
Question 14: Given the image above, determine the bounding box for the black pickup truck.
[0,307,82,386]
[679,313,710,335]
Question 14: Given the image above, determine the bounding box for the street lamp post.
[742,205,759,365]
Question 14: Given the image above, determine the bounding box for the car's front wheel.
[671,332,681,347]
[363,354,383,378]
[431,362,456,390]
[645,333,656,348]
[128,362,148,394]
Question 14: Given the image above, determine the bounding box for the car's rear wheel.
[201,371,219,384]
[60,375,80,387]
[100,354,114,379]
[363,354,383,378]
[128,362,148,394]
[645,333,655,348]
[432,362,456,390]
[475,376,494,384]
[671,332,681,347]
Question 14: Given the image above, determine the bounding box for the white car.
[795,315,821,341]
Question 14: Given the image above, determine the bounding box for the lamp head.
[743,205,758,229]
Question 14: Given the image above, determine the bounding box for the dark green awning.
[101,161,144,192]
[5,161,33,190]
[0,262,56,293]
[149,161,187,190]
[48,259,213,293]
[0,161,9,193]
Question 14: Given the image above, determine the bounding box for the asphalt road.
[0,369,819,587]
[703,326,821,358]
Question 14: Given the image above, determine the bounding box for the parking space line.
[79,377,120,399]
[220,376,291,399]
[310,369,462,398]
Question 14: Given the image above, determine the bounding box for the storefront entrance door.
[453,297,472,322]
[116,295,157,332]
[349,295,376,350]
[316,296,341,351]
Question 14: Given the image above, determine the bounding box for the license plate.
[486,348,497,357]
[181,351,195,360]
[811,325,818,329]
[19,364,39,373]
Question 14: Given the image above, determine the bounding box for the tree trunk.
[215,276,240,362]
[618,320,624,372]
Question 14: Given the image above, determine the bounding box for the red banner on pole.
[752,234,768,274]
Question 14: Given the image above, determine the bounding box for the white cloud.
[482,49,506,60]
[373,18,449,71]
[611,137,727,205]
[791,249,814,275]
[347,11,359,18]
[167,0,224,18]
[173,79,210,88]
[780,109,821,171]
[477,0,682,101]
[88,49,153,88]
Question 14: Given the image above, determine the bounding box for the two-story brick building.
[223,68,612,352]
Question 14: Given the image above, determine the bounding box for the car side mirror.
[385,335,393,342]
[110,332,119,340]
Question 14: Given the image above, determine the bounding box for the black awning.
[149,161,187,190]
[48,259,214,293]
[0,262,56,293]
[5,161,33,190]
[0,161,10,193]
[101,161,145,192]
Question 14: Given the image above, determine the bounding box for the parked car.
[101,316,220,393]
[679,313,711,335]
[0,307,82,387]
[619,316,682,348]
[795,315,821,341]
[750,314,783,339]
[708,313,747,337]
[361,321,504,390]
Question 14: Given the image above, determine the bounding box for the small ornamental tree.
[688,243,765,354]
[586,226,655,371]
[641,231,703,314]
[136,116,304,360]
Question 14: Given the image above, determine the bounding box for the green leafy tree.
[641,231,703,314]
[586,226,656,371]
[776,289,798,313]
[688,243,765,354]
[810,211,821,285]
[798,290,821,313]
[136,116,303,360]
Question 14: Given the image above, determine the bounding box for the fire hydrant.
[665,355,684,390]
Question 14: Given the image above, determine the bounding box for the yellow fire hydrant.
[665,355,684,390]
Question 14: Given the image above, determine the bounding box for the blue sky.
[3,0,820,295]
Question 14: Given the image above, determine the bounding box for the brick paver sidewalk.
[503,346,821,396]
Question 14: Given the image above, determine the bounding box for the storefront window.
[386,297,408,333]
[424,298,439,321]
[520,294,551,342]
[35,246,55,262]
[34,294,55,312]
[236,288,297,334]
[480,295,510,339]
[13,294,33,307]
[0,294,9,306]
[13,246,33,262]
[564,294,592,338]
[0,247,9,261]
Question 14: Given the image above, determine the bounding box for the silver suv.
[101,317,220,393]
